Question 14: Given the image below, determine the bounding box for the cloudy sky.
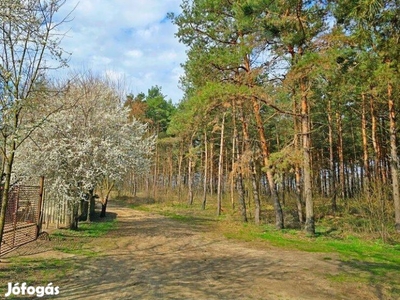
[54,0,186,103]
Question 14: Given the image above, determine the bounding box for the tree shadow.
[89,211,118,223]
[337,259,400,299]
[114,195,156,206]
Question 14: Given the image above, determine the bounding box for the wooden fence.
[42,196,70,229]
[0,181,44,256]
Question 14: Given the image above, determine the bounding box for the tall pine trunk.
[187,138,194,206]
[233,105,247,223]
[301,79,314,235]
[361,93,370,190]
[388,82,400,232]
[294,94,304,222]
[370,94,382,182]
[202,131,208,210]
[336,112,345,198]
[239,103,256,223]
[327,99,337,211]
[217,113,226,216]
[252,98,284,229]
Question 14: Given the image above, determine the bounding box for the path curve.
[54,204,378,300]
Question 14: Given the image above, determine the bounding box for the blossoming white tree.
[15,74,155,228]
[0,0,69,245]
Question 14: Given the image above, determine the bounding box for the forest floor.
[0,200,396,300]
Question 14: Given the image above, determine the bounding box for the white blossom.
[14,75,155,206]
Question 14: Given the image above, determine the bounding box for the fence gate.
[0,183,44,256]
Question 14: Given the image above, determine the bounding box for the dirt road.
[38,204,383,300]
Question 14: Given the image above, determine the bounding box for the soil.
[0,203,390,300]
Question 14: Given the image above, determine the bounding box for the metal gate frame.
[0,178,44,256]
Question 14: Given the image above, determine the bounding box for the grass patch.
[129,204,152,212]
[52,219,117,238]
[49,218,117,256]
[0,258,77,297]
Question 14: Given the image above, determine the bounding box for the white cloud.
[126,50,143,58]
[53,0,186,103]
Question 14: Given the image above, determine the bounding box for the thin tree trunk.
[370,94,382,182]
[100,181,114,218]
[388,82,400,232]
[251,161,260,225]
[217,113,226,216]
[234,105,247,222]
[178,142,183,202]
[153,142,159,199]
[230,133,236,210]
[294,94,304,223]
[187,147,194,206]
[336,112,345,198]
[239,103,256,223]
[210,141,214,196]
[327,99,337,211]
[202,131,208,210]
[361,93,370,190]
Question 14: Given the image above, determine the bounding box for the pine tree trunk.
[217,113,226,216]
[178,142,183,202]
[188,153,194,206]
[252,98,284,229]
[327,99,337,211]
[370,94,382,182]
[210,141,214,196]
[301,79,315,235]
[388,82,400,232]
[202,131,208,210]
[294,95,304,222]
[251,162,260,225]
[239,104,256,223]
[361,93,370,190]
[230,133,236,209]
[336,112,346,198]
[153,143,158,199]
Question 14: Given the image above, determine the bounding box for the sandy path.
[49,204,381,300]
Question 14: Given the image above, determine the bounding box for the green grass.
[129,203,152,212]
[52,218,117,238]
[257,224,400,263]
[49,218,117,256]
[0,258,76,297]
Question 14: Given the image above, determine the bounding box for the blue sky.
[55,0,186,103]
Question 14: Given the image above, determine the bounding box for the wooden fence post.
[36,176,45,237]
